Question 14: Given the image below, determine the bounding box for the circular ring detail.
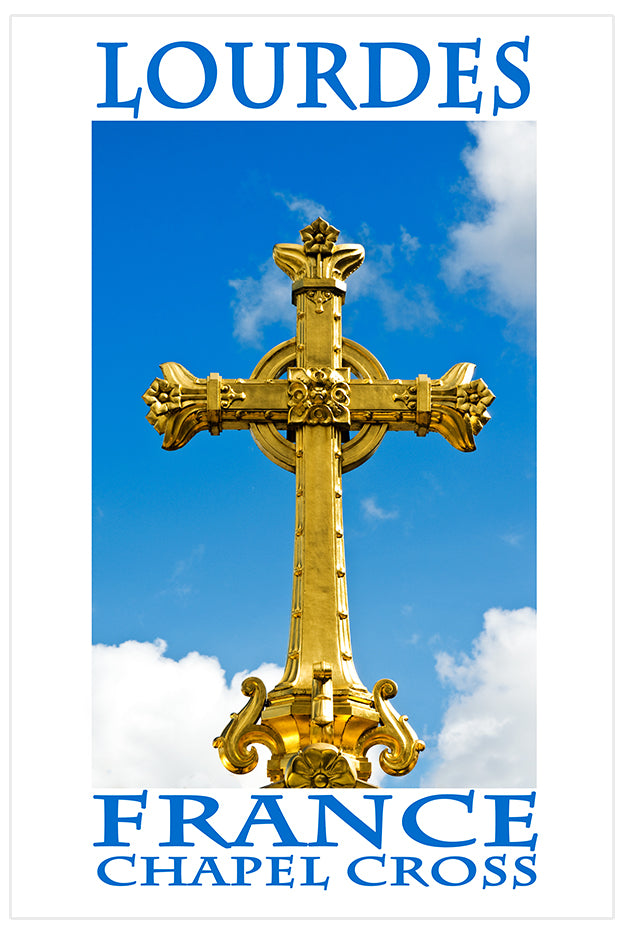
[248,338,388,473]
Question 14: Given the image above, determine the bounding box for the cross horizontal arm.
[143,360,494,453]
[142,363,292,449]
[218,380,289,425]
[351,363,495,452]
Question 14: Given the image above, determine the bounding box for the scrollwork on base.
[213,676,285,774]
[355,678,425,777]
[214,676,423,784]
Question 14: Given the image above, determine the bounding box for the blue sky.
[92,120,536,788]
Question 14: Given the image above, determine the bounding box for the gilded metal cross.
[143,219,494,788]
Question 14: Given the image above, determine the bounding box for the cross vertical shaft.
[267,260,366,697]
[279,421,362,693]
[292,247,348,701]
[262,223,377,776]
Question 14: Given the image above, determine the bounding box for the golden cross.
[143,218,494,789]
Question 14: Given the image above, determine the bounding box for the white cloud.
[230,191,332,345]
[230,239,437,343]
[348,239,438,331]
[93,639,390,788]
[231,193,436,342]
[230,259,293,346]
[421,470,444,497]
[500,531,523,547]
[93,618,535,791]
[419,607,536,787]
[399,225,421,262]
[157,544,205,599]
[93,638,283,787]
[361,496,398,521]
[273,190,330,224]
[441,122,536,346]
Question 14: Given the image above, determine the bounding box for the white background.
[7,2,617,933]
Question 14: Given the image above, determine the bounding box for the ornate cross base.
[213,675,425,788]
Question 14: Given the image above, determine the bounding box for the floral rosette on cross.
[456,378,496,435]
[300,218,340,256]
[142,378,182,433]
[285,745,358,788]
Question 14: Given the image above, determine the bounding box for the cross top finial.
[300,217,340,256]
[274,218,364,284]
